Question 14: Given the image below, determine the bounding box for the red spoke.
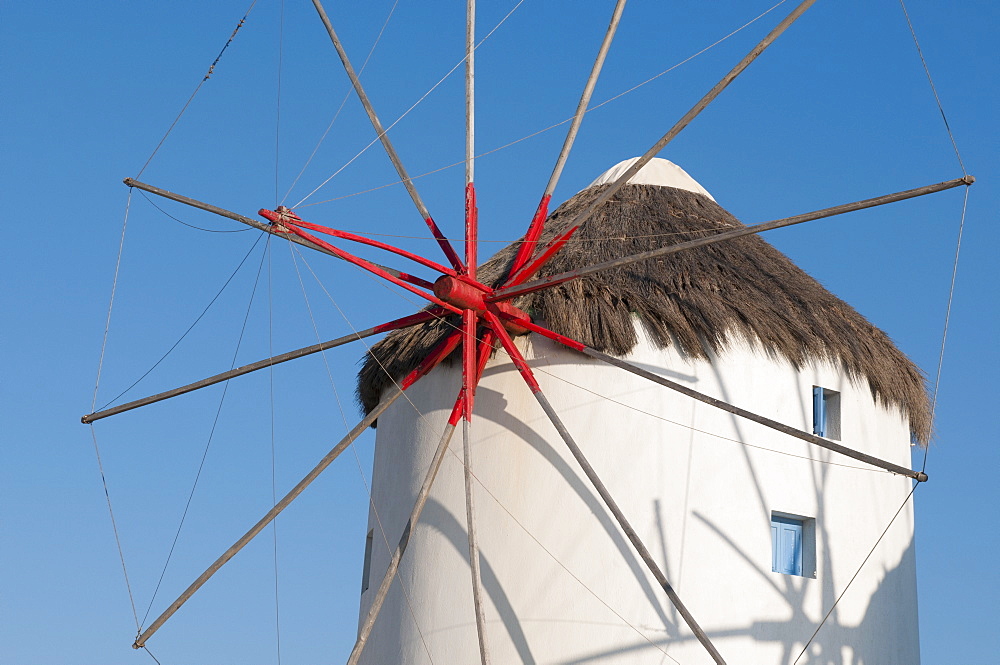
[506,225,579,287]
[507,195,551,279]
[264,209,460,278]
[462,311,477,421]
[400,329,464,391]
[465,183,478,279]
[272,221,462,314]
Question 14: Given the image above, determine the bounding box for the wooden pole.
[508,0,627,279]
[542,0,627,202]
[465,0,475,189]
[484,312,728,665]
[348,414,460,665]
[462,311,491,665]
[491,175,975,302]
[122,178,420,285]
[309,0,464,271]
[81,309,439,424]
[581,346,928,481]
[552,0,820,244]
[133,386,405,649]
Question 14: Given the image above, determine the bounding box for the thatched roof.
[357,171,931,443]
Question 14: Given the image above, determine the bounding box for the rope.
[296,0,787,210]
[90,427,141,633]
[136,0,259,178]
[288,246,437,664]
[97,233,265,412]
[141,645,163,665]
[897,0,967,175]
[792,482,919,663]
[89,189,141,632]
[291,0,527,209]
[140,240,270,627]
[922,169,970,473]
[280,0,401,206]
[137,189,250,233]
[92,190,132,410]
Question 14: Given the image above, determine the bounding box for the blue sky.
[2,1,997,663]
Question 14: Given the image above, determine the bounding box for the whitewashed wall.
[357,322,920,665]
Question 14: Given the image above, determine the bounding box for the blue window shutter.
[813,386,826,437]
[772,516,803,575]
[771,523,779,573]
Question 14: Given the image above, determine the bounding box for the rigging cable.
[288,245,438,665]
[897,0,967,176]
[295,0,788,210]
[136,0,260,179]
[140,236,270,627]
[923,185,968,473]
[792,484,918,664]
[89,189,141,633]
[97,233,266,411]
[137,189,250,233]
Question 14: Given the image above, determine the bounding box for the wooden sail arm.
[497,312,929,482]
[131,328,469,650]
[123,178,429,287]
[309,0,465,273]
[133,385,405,650]
[81,308,444,424]
[508,0,628,278]
[535,0,822,256]
[489,175,975,303]
[483,310,729,665]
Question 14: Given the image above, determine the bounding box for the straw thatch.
[357,183,931,443]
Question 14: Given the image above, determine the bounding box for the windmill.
[82,1,972,663]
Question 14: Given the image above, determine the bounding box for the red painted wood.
[484,311,541,392]
[507,225,579,287]
[507,195,550,279]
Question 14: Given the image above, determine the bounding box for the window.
[812,386,841,440]
[361,529,374,593]
[771,512,816,577]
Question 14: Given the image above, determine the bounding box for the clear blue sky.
[2,1,996,663]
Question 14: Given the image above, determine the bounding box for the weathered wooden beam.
[348,417,460,664]
[81,309,441,424]
[484,311,728,665]
[132,386,405,650]
[509,0,627,278]
[582,347,928,482]
[490,175,975,302]
[551,0,821,247]
[462,311,491,665]
[123,178,420,284]
[309,0,464,271]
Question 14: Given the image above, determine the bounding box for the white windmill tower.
[354,157,928,665]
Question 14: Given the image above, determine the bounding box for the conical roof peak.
[588,157,716,202]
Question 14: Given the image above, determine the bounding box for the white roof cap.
[587,157,715,202]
